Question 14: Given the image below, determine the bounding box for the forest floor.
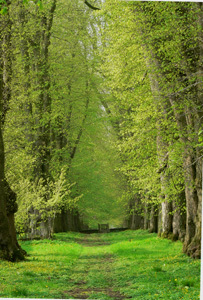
[0,230,200,299]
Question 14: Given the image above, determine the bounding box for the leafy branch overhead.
[84,0,100,10]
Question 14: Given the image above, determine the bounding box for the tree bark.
[0,4,25,260]
[143,202,150,230]
[172,193,186,241]
[53,209,82,233]
[149,205,158,233]
[182,155,200,257]
[0,103,24,260]
[169,94,201,256]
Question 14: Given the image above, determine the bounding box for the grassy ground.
[0,230,200,299]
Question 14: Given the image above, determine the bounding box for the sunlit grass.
[0,237,83,298]
[101,230,200,299]
[0,230,200,299]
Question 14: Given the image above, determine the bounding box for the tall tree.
[0,0,25,261]
[100,0,202,257]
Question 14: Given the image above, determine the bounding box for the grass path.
[65,235,126,299]
[0,230,200,299]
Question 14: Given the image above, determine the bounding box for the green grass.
[0,230,200,299]
[100,230,200,299]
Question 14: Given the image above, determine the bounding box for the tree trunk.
[0,120,24,260]
[161,199,173,238]
[0,122,11,259]
[172,191,186,241]
[169,94,201,256]
[143,202,150,230]
[53,209,82,233]
[186,2,203,259]
[182,155,201,258]
[0,4,25,260]
[149,205,158,233]
[157,204,162,236]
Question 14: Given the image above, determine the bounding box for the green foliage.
[0,7,7,15]
[99,0,203,219]
[2,0,127,233]
[69,97,127,227]
[99,1,161,205]
[15,169,82,235]
[0,0,7,15]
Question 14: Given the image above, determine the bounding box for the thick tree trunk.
[172,191,186,241]
[149,205,158,233]
[28,208,53,239]
[0,5,25,260]
[157,130,173,238]
[183,155,201,258]
[161,199,173,238]
[187,2,203,259]
[128,198,144,230]
[146,55,175,238]
[0,123,24,260]
[0,122,11,259]
[53,209,82,233]
[130,209,136,230]
[169,93,201,256]
[129,210,144,230]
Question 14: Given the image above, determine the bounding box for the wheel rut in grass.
[62,234,129,300]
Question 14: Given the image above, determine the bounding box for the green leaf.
[0,7,7,15]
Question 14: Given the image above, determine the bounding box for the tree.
[0,0,25,261]
[2,0,126,239]
[100,0,203,257]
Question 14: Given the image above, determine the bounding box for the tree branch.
[84,0,100,10]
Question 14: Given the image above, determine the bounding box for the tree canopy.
[0,0,202,260]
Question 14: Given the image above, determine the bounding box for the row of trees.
[100,1,203,258]
[0,0,125,261]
